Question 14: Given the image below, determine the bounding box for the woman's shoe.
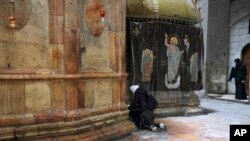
[150,125,158,132]
[159,122,166,130]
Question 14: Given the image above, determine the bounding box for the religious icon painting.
[127,21,204,91]
[141,49,153,82]
[164,34,182,89]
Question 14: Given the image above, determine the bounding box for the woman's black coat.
[128,86,149,113]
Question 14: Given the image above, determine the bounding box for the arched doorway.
[241,43,250,96]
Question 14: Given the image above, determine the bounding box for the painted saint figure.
[141,49,153,82]
[164,34,181,89]
[180,35,199,90]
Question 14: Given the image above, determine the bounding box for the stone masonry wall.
[0,0,135,140]
[228,0,250,93]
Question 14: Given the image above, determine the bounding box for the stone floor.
[115,96,250,141]
[207,93,249,104]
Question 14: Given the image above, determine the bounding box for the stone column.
[49,0,65,73]
[206,0,230,93]
[64,0,81,74]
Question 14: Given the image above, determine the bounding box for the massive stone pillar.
[206,0,230,93]
[0,0,134,140]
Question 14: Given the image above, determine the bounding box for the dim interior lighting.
[9,16,16,28]
[99,10,106,23]
[8,0,16,31]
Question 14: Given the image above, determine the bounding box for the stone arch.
[241,43,250,95]
[230,0,250,27]
[230,14,250,28]
[228,14,250,93]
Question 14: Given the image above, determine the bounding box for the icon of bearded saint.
[141,49,153,82]
[164,34,181,89]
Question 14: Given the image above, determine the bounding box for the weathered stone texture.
[84,79,112,107]
[10,81,26,114]
[0,82,11,115]
[14,0,49,44]
[206,0,230,93]
[0,0,49,69]
[49,0,64,16]
[108,32,117,72]
[84,81,95,108]
[65,81,78,111]
[52,80,66,111]
[6,112,134,140]
[120,78,126,103]
[0,45,6,68]
[0,81,26,115]
[25,82,51,113]
[64,28,80,74]
[0,0,130,140]
[63,0,81,74]
[49,44,65,73]
[95,79,112,106]
[112,80,120,104]
[65,0,80,29]
[81,0,112,72]
[81,45,111,72]
[49,0,65,73]
[77,81,85,109]
[0,30,13,42]
[6,44,49,69]
[49,16,64,44]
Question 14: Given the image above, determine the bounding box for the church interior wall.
[230,0,250,27]
[0,0,49,69]
[0,0,52,115]
[228,0,250,93]
[197,0,250,94]
[3,0,249,139]
[228,15,250,93]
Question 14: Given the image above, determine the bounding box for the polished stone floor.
[116,97,250,141]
